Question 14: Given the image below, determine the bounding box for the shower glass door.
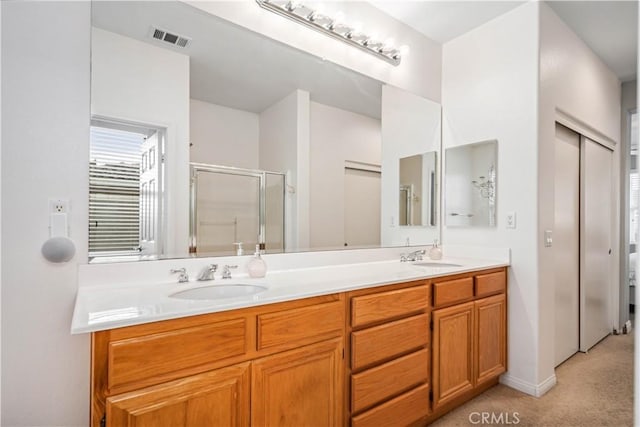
[190,164,285,256]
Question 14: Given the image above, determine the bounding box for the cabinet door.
[432,302,474,409]
[475,293,507,385]
[106,363,249,427]
[252,338,343,427]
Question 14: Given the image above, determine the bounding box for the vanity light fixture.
[255,0,408,66]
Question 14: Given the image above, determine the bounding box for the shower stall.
[189,163,286,256]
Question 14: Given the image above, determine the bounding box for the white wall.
[190,99,259,169]
[186,0,442,103]
[1,2,90,425]
[538,0,621,392]
[442,2,541,395]
[381,85,441,247]
[91,27,190,257]
[309,102,381,249]
[259,91,310,251]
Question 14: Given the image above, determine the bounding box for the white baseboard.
[500,373,557,397]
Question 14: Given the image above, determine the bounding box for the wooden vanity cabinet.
[90,267,507,427]
[430,268,507,417]
[106,363,250,427]
[91,294,345,427]
[252,338,343,426]
[347,281,431,427]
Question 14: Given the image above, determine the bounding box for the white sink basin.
[170,284,267,300]
[412,262,462,268]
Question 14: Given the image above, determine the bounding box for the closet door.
[580,138,613,351]
[554,123,580,366]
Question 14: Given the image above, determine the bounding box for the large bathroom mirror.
[399,152,437,227]
[445,140,497,227]
[89,0,441,261]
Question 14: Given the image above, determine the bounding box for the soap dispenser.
[247,244,267,278]
[428,239,443,260]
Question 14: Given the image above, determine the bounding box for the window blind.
[89,126,144,254]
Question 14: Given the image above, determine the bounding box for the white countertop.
[71,255,508,334]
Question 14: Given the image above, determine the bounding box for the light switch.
[544,230,553,247]
[506,211,516,229]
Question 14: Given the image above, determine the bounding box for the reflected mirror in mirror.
[445,140,497,227]
[399,152,437,227]
[89,0,442,261]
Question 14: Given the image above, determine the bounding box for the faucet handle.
[170,268,189,283]
[400,254,408,262]
[197,264,218,281]
[222,264,238,279]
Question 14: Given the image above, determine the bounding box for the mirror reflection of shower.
[445,140,497,227]
[190,164,285,256]
[472,164,496,226]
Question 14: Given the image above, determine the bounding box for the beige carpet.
[430,333,634,426]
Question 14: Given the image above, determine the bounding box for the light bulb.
[399,45,410,56]
[286,0,300,12]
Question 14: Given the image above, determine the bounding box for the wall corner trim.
[499,372,557,397]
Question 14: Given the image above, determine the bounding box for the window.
[89,121,163,258]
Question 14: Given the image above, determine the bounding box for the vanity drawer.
[257,300,344,351]
[351,383,430,427]
[351,348,429,413]
[351,284,429,328]
[475,270,506,298]
[433,277,474,308]
[351,313,429,371]
[108,318,247,390]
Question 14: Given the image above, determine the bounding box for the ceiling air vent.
[149,27,191,49]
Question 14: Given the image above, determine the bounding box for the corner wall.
[1,2,91,425]
[442,2,541,394]
[309,102,381,249]
[538,1,621,391]
[259,90,311,251]
[381,85,441,247]
[190,99,260,169]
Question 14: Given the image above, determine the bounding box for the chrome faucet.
[197,264,218,281]
[221,264,238,279]
[170,267,189,283]
[400,249,426,262]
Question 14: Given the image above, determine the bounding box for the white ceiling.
[373,0,638,82]
[547,1,638,82]
[371,1,526,43]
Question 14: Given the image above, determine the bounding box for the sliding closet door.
[554,123,580,366]
[580,138,613,352]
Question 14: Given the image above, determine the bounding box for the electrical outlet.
[506,211,516,229]
[49,199,69,214]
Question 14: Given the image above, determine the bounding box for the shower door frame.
[189,163,286,254]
